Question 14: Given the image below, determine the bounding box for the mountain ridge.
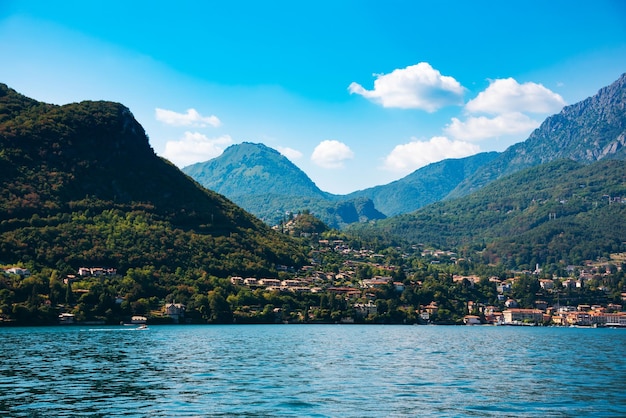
[448,72,626,198]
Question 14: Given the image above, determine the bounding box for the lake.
[1,324,625,417]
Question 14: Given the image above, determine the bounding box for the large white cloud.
[383,136,480,174]
[445,112,540,141]
[444,77,567,142]
[465,78,565,114]
[311,140,354,169]
[162,132,232,167]
[155,108,222,127]
[348,62,465,111]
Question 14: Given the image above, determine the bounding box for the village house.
[502,308,544,324]
[258,278,281,287]
[423,302,439,316]
[5,267,30,277]
[539,279,554,290]
[164,302,185,323]
[77,267,117,277]
[504,298,518,308]
[58,313,75,325]
[243,277,258,286]
[354,301,378,317]
[361,277,392,289]
[230,276,243,285]
[463,315,481,325]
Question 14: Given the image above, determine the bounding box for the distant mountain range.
[183,144,499,226]
[0,84,305,274]
[184,73,626,227]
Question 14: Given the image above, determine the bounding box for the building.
[463,315,481,325]
[354,301,378,316]
[165,303,186,323]
[503,308,544,324]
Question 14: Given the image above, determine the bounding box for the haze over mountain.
[0,84,306,274]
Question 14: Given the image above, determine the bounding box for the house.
[5,267,30,277]
[230,276,244,285]
[58,313,75,325]
[423,302,439,316]
[503,308,544,324]
[393,282,405,292]
[258,278,281,287]
[165,303,185,323]
[243,277,258,286]
[463,315,481,325]
[505,299,518,308]
[539,279,554,290]
[354,301,378,316]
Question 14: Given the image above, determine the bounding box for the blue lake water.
[1,324,625,417]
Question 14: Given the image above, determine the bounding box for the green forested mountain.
[0,84,306,276]
[183,142,386,228]
[346,152,499,216]
[449,73,626,198]
[349,159,626,268]
[184,142,330,200]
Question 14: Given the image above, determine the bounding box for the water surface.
[1,325,624,417]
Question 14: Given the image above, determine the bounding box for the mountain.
[449,73,626,198]
[349,159,626,267]
[346,152,499,216]
[183,142,386,228]
[0,84,306,275]
[184,142,330,200]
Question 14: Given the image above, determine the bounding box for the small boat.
[136,324,149,330]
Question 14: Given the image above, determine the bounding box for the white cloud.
[162,132,232,167]
[383,136,480,174]
[155,108,222,127]
[311,140,354,169]
[276,146,303,161]
[466,78,565,114]
[445,112,540,141]
[348,62,465,111]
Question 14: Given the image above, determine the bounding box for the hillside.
[0,84,306,275]
[349,159,626,267]
[346,152,499,216]
[449,73,626,198]
[183,142,386,228]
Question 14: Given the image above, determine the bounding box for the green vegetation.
[350,159,626,268]
[1,83,625,327]
[0,83,307,278]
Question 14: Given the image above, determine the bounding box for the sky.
[1,1,625,194]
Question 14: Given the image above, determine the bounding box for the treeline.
[2,252,625,326]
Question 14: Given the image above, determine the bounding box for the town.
[2,239,624,327]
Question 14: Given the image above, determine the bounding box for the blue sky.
[1,1,625,194]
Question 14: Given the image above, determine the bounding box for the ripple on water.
[1,325,625,417]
